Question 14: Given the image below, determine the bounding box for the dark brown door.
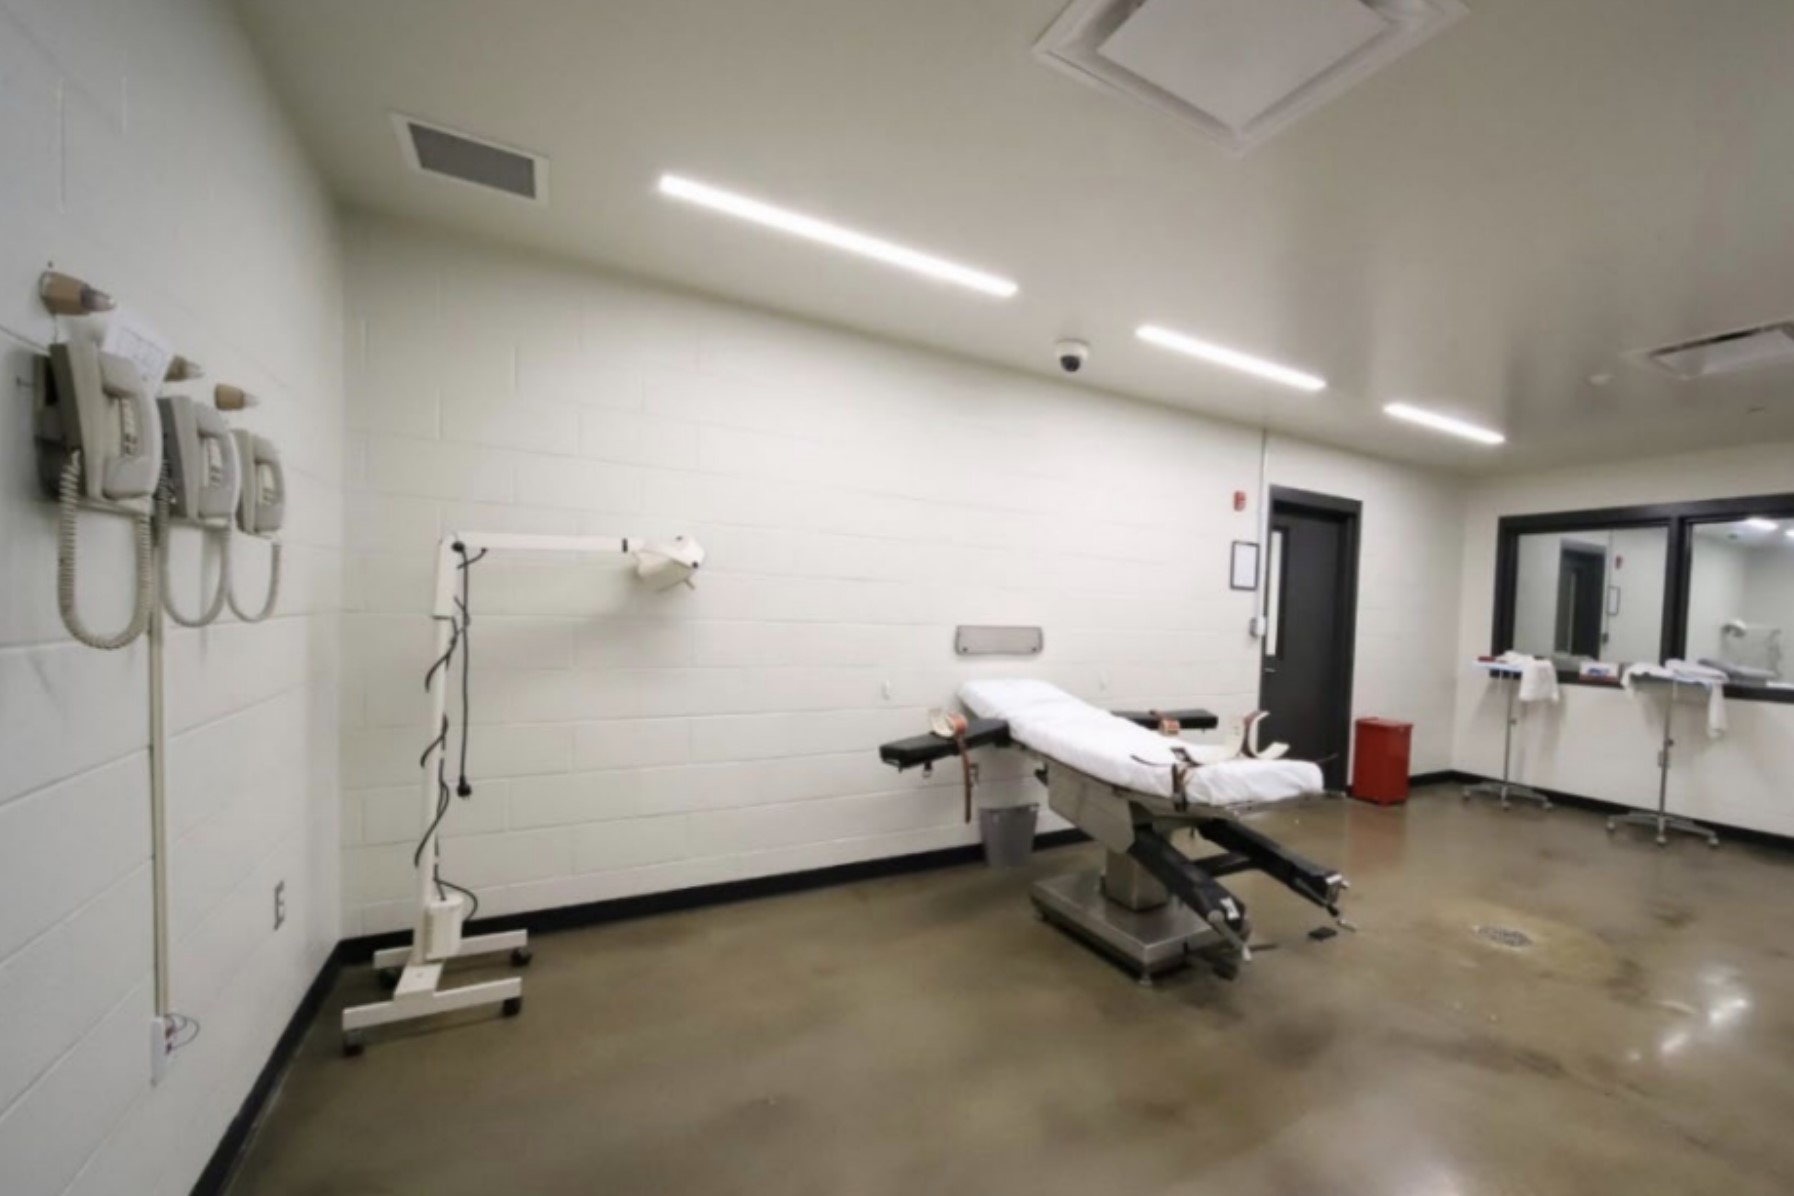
[1259,489,1360,790]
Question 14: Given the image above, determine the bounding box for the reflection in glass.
[1687,518,1790,686]
[1511,527,1668,665]
[1264,529,1284,657]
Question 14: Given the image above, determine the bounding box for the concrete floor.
[231,789,1794,1195]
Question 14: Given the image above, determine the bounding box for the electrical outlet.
[273,880,286,931]
[150,1016,174,1086]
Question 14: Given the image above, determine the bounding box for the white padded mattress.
[958,679,1322,807]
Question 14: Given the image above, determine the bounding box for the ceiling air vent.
[392,114,548,204]
[1643,323,1794,381]
[1034,0,1467,154]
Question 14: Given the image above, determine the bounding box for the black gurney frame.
[879,711,1350,984]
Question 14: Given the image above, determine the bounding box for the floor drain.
[1474,925,1534,949]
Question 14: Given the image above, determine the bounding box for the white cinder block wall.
[0,2,343,1195]
[341,214,1465,936]
[1453,440,1794,837]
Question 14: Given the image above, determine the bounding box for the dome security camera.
[1056,339,1090,374]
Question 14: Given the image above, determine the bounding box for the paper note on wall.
[100,307,175,396]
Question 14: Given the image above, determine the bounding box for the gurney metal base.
[1463,779,1552,810]
[1030,870,1218,985]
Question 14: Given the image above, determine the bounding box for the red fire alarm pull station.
[1233,490,1247,512]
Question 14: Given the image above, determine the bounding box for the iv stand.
[1607,677,1719,848]
[1463,667,1552,810]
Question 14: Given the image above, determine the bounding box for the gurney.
[879,680,1349,983]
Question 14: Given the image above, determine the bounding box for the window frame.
[1491,492,1794,704]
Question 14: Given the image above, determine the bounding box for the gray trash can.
[978,804,1039,869]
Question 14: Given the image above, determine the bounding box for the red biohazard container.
[1351,718,1412,805]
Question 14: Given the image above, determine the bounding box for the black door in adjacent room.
[1556,542,1606,658]
[1258,487,1361,791]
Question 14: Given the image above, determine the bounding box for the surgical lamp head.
[635,535,705,591]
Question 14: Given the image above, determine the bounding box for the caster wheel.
[377,967,401,990]
[1135,973,1154,989]
[1655,838,1668,848]
[1605,820,1616,833]
[343,1032,365,1058]
[1212,961,1240,982]
[510,946,533,968]
[502,995,523,1018]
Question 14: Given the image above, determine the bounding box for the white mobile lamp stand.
[342,531,703,1056]
[1462,662,1552,810]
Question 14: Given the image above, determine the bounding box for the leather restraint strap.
[1129,743,1198,801]
[1240,710,1266,759]
[932,710,979,823]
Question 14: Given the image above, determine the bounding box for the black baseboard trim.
[341,827,1091,964]
[1344,770,1465,801]
[190,943,342,1196]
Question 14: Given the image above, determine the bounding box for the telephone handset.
[34,341,162,650]
[157,395,240,628]
[159,395,239,521]
[231,431,285,535]
[38,341,163,504]
[225,430,284,624]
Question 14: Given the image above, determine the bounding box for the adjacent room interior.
[4,2,1793,1193]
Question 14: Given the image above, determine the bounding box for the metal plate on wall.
[955,625,1044,656]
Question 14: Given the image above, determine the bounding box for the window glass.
[1511,526,1667,665]
[1686,518,1792,686]
[1264,528,1285,658]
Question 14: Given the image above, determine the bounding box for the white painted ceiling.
[236,0,1794,472]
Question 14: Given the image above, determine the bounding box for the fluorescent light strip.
[657,175,1017,298]
[1135,325,1325,392]
[1382,402,1506,446]
[1744,517,1780,532]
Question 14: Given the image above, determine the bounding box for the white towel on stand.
[1623,661,1728,739]
[1669,660,1728,739]
[1496,651,1560,703]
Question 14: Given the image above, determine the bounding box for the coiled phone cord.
[225,534,281,623]
[156,498,230,628]
[57,453,154,650]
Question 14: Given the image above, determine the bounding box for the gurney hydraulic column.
[1031,828,1254,984]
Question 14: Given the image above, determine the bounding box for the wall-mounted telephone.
[225,430,284,623]
[33,341,161,649]
[37,341,163,504]
[159,395,238,521]
[232,431,284,536]
[157,395,239,627]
